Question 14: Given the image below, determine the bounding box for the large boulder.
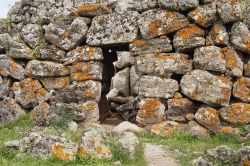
[25,60,69,78]
[180,70,232,107]
[112,121,145,135]
[138,9,189,39]
[233,77,250,103]
[0,55,25,80]
[138,76,179,99]
[194,106,221,133]
[44,18,88,51]
[220,103,250,124]
[173,24,205,53]
[129,37,172,56]
[231,22,250,54]
[188,3,218,28]
[87,11,139,46]
[136,98,166,126]
[12,78,50,109]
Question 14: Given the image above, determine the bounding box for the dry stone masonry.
[0,0,250,162]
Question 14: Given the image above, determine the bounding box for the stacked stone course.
[0,0,250,138]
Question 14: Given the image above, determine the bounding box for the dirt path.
[144,143,178,166]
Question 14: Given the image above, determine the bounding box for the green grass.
[0,116,146,166]
[140,131,250,166]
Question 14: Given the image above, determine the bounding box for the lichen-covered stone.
[180,70,232,107]
[245,57,250,77]
[30,102,51,126]
[206,145,239,164]
[114,52,134,69]
[154,53,193,77]
[233,77,250,103]
[158,0,199,11]
[150,121,181,137]
[239,146,250,166]
[64,46,103,65]
[0,97,26,126]
[220,126,241,135]
[222,47,244,78]
[9,36,34,60]
[231,22,250,54]
[138,76,179,99]
[44,18,88,51]
[25,60,69,78]
[0,33,12,51]
[220,103,250,124]
[135,53,192,77]
[53,81,101,103]
[80,124,112,159]
[190,157,213,166]
[87,11,139,46]
[0,55,25,80]
[111,68,130,97]
[195,106,221,133]
[70,61,103,81]
[12,78,50,109]
[78,101,99,123]
[51,142,78,161]
[0,77,10,99]
[130,66,140,95]
[36,44,66,63]
[194,46,226,73]
[113,0,157,13]
[206,22,229,46]
[136,98,166,125]
[77,4,111,17]
[217,0,243,24]
[173,24,205,52]
[188,3,217,28]
[129,37,172,56]
[138,9,189,39]
[167,98,196,116]
[40,77,70,91]
[20,23,44,49]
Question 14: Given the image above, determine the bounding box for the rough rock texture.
[158,0,199,11]
[150,121,181,137]
[44,18,88,51]
[25,60,69,78]
[0,77,10,99]
[206,22,229,46]
[186,121,209,138]
[188,3,218,28]
[233,77,250,103]
[167,97,196,116]
[136,98,166,126]
[194,106,221,133]
[231,22,250,54]
[239,146,250,166]
[36,44,66,63]
[174,24,205,52]
[180,70,232,107]
[117,132,140,158]
[40,77,70,91]
[129,37,172,56]
[87,11,139,46]
[217,0,243,24]
[220,103,250,124]
[138,76,179,99]
[112,121,145,135]
[12,78,50,109]
[190,157,213,166]
[30,102,51,126]
[138,9,189,39]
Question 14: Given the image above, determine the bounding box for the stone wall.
[0,0,250,135]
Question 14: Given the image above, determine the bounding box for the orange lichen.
[77,5,99,12]
[53,145,71,161]
[80,148,89,158]
[71,73,95,81]
[245,40,250,53]
[139,98,161,118]
[132,39,147,46]
[220,126,239,134]
[36,88,47,97]
[176,24,204,39]
[96,146,103,155]
[233,78,250,102]
[61,31,69,39]
[148,20,162,37]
